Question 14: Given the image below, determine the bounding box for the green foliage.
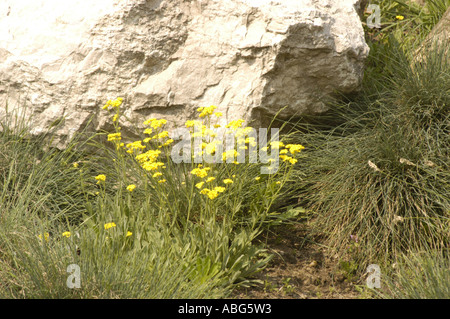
[364,0,450,48]
[0,99,304,298]
[379,250,450,299]
[289,2,449,270]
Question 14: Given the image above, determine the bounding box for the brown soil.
[233,222,365,299]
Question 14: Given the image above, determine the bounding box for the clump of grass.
[289,32,449,269]
[365,0,450,49]
[379,250,450,299]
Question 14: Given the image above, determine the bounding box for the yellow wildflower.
[143,118,156,125]
[396,15,404,20]
[107,132,121,142]
[198,105,217,118]
[153,172,163,178]
[223,179,233,185]
[104,222,116,230]
[102,100,112,110]
[141,161,165,171]
[206,189,219,199]
[135,149,161,164]
[196,181,205,189]
[144,118,167,130]
[214,186,226,193]
[126,140,145,151]
[204,141,220,155]
[222,150,239,162]
[62,231,71,238]
[126,184,136,192]
[158,179,166,183]
[111,97,123,108]
[163,139,174,146]
[126,231,133,237]
[95,174,106,184]
[255,176,261,181]
[235,127,254,138]
[245,137,257,147]
[156,131,169,139]
[225,119,245,130]
[191,166,210,178]
[38,232,50,242]
[205,177,215,183]
[73,162,79,168]
[269,141,284,149]
[285,144,305,155]
[185,120,202,128]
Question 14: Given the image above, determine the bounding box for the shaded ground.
[233,222,366,299]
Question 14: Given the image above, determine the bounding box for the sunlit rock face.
[0,0,369,148]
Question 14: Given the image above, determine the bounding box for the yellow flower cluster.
[38,232,50,242]
[285,144,305,155]
[144,118,167,130]
[142,161,165,171]
[156,131,169,139]
[104,222,116,230]
[200,186,226,199]
[102,97,123,110]
[191,165,211,178]
[95,174,106,184]
[107,132,121,142]
[222,149,239,162]
[126,141,146,154]
[190,163,234,200]
[162,139,174,147]
[269,141,284,149]
[100,98,304,204]
[135,149,161,163]
[263,142,305,165]
[279,154,298,165]
[197,105,218,118]
[185,120,203,128]
[126,184,136,192]
[225,119,245,130]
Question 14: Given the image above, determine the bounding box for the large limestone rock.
[0,0,369,148]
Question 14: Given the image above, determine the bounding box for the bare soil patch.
[233,222,363,299]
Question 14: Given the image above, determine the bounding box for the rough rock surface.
[0,0,369,147]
